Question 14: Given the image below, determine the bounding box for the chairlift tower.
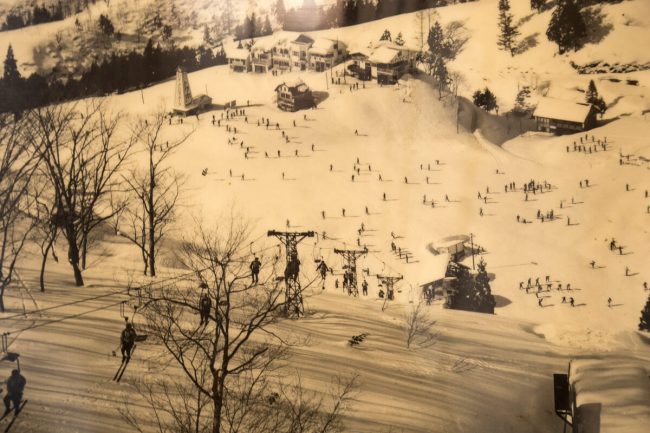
[268,230,315,317]
[334,247,368,296]
[376,274,403,301]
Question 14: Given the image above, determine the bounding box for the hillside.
[2,59,650,431]
[1,1,650,432]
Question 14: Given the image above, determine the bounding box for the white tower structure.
[174,67,193,111]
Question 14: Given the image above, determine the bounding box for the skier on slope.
[120,322,137,361]
[3,369,26,417]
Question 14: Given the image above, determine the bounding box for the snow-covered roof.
[369,46,402,64]
[276,78,311,94]
[404,252,450,288]
[375,39,417,52]
[293,33,314,45]
[309,38,343,55]
[226,47,250,60]
[569,358,650,433]
[533,97,593,124]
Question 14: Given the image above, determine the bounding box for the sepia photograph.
[0,0,649,432]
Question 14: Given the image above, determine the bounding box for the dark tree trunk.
[81,233,88,270]
[67,232,84,286]
[39,237,54,292]
[148,150,156,277]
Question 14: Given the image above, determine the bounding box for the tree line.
[276,0,476,31]
[1,0,102,32]
[0,40,226,115]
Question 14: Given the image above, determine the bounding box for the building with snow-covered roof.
[553,358,650,433]
[308,38,347,72]
[272,38,292,72]
[250,39,276,73]
[290,34,314,71]
[533,97,597,135]
[368,45,415,85]
[349,41,416,84]
[275,78,314,112]
[226,47,251,73]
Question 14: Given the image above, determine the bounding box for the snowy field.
[2,1,650,432]
[2,62,650,432]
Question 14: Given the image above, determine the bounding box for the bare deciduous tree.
[119,111,192,277]
[125,217,356,433]
[27,100,135,286]
[32,175,60,292]
[0,114,41,311]
[404,300,437,349]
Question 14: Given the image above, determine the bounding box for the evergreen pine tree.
[2,45,24,114]
[483,88,498,112]
[546,0,587,54]
[380,29,392,41]
[585,79,598,103]
[514,86,532,115]
[531,0,546,12]
[640,296,650,331]
[3,45,21,85]
[497,0,520,56]
[585,79,607,115]
[474,259,496,314]
[98,14,114,36]
[395,32,405,46]
[427,21,445,59]
[433,56,448,99]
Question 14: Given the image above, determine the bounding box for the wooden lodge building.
[275,79,314,112]
[349,41,416,84]
[533,97,597,135]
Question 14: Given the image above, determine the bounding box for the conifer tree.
[514,86,532,115]
[380,29,392,41]
[639,296,650,331]
[427,21,446,60]
[433,56,448,99]
[531,0,545,12]
[546,0,586,54]
[585,79,607,115]
[395,32,405,46]
[474,259,496,314]
[497,0,519,56]
[98,14,114,36]
[3,45,21,85]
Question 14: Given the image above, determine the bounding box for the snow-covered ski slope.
[3,60,650,432]
[2,1,650,432]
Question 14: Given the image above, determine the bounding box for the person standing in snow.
[362,279,368,296]
[3,369,26,416]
